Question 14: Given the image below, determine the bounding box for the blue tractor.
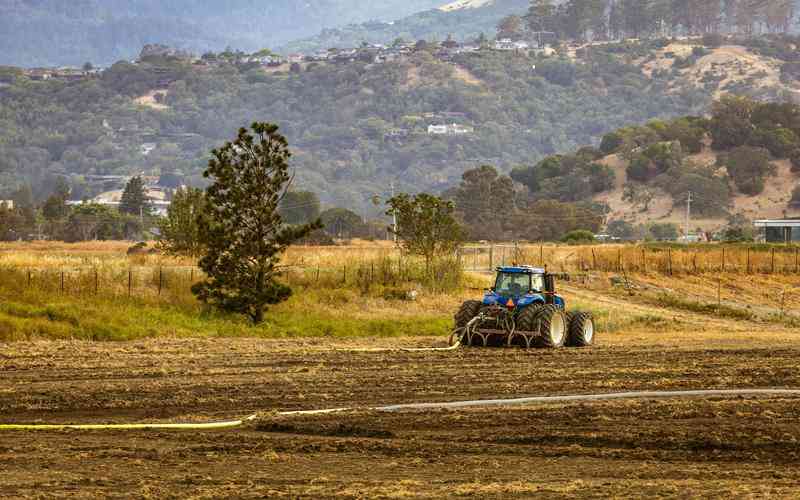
[453,266,595,348]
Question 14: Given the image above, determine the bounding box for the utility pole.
[390,181,397,243]
[684,191,693,245]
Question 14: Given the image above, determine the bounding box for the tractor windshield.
[495,273,544,296]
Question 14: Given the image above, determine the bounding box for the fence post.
[746,248,751,274]
[158,267,163,296]
[540,245,544,267]
[668,248,673,276]
[617,249,622,272]
[591,249,597,271]
[642,248,646,273]
[342,265,347,284]
[94,268,99,295]
[771,248,776,274]
[489,245,494,271]
[60,271,64,294]
[796,248,799,274]
[316,266,321,282]
[190,268,194,283]
[27,269,31,288]
[722,247,725,273]
[128,269,132,297]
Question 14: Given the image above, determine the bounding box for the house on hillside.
[0,200,14,210]
[494,39,530,51]
[754,219,800,243]
[25,68,53,81]
[428,123,474,136]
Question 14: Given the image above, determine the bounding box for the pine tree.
[118,176,150,216]
[192,123,321,324]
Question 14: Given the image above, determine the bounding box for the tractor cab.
[483,266,565,311]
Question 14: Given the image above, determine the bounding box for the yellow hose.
[0,414,258,431]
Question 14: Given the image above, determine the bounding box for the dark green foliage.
[118,176,150,216]
[709,95,757,150]
[562,229,595,244]
[320,208,366,238]
[663,171,730,217]
[279,191,321,226]
[0,46,704,215]
[0,202,25,241]
[647,117,706,154]
[513,153,615,203]
[387,193,464,267]
[626,141,683,182]
[648,222,679,241]
[157,187,206,257]
[717,146,774,196]
[600,131,624,154]
[192,123,321,324]
[64,203,139,242]
[451,165,515,241]
[41,177,70,221]
[606,219,635,240]
[749,127,799,158]
[536,59,578,86]
[512,199,604,241]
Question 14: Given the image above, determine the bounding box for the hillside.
[0,0,450,67]
[279,0,528,54]
[598,151,800,233]
[0,42,711,215]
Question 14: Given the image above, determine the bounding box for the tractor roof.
[497,266,545,274]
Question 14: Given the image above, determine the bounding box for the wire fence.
[459,244,800,275]
[2,244,799,303]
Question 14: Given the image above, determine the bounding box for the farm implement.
[453,266,595,348]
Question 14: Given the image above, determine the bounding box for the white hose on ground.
[3,389,800,431]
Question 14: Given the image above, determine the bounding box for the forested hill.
[0,0,449,67]
[0,39,720,214]
[280,0,529,54]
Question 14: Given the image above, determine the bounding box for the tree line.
[498,0,796,42]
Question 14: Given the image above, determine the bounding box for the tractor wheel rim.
[583,320,594,343]
[550,314,565,345]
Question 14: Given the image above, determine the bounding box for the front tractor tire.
[566,312,595,347]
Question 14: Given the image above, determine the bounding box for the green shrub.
[562,229,596,244]
[600,131,624,154]
[718,146,774,196]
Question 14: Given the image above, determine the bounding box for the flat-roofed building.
[754,219,800,243]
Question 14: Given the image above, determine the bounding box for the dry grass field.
[1,241,799,497]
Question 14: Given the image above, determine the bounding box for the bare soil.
[2,324,800,498]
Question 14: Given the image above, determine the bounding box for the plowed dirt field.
[2,326,800,498]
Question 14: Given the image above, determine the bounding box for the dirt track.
[2,329,800,498]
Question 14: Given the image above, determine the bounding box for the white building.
[428,123,475,136]
[494,39,530,51]
[0,200,13,210]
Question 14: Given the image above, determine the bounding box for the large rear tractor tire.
[532,305,567,348]
[454,300,482,346]
[566,311,595,347]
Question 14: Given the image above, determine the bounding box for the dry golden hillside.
[595,148,800,231]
